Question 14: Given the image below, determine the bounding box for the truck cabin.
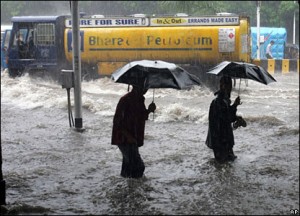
[6,16,68,77]
[10,16,60,59]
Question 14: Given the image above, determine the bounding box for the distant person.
[205,76,246,163]
[266,40,275,59]
[111,83,156,178]
[16,33,24,46]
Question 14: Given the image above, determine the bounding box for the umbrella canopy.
[207,61,276,85]
[111,60,201,90]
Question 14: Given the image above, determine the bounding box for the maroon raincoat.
[111,90,149,147]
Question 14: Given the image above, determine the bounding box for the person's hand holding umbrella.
[147,101,156,114]
[232,95,246,129]
[233,96,242,107]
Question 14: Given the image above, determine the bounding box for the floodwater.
[1,70,299,215]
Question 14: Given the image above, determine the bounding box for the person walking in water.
[111,83,156,178]
[205,76,246,163]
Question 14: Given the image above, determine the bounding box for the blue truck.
[1,16,73,79]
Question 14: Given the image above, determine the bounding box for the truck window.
[1,32,4,44]
[36,23,55,45]
[12,29,28,59]
[1,29,11,69]
[3,30,11,49]
[1,25,12,44]
[13,29,28,48]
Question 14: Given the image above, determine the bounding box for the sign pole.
[71,1,83,131]
[256,1,261,60]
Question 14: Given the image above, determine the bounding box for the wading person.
[205,76,246,163]
[111,84,156,178]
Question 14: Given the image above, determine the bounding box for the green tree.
[1,1,25,23]
[158,1,218,15]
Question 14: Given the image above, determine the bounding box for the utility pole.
[71,1,83,131]
[257,1,261,59]
[293,0,296,44]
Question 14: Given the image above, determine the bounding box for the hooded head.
[131,77,149,95]
[220,76,232,97]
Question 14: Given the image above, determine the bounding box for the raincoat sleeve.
[229,103,238,123]
[206,99,222,149]
[111,96,128,145]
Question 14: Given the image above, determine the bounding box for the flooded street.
[1,70,299,215]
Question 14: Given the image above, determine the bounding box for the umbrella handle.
[152,89,155,120]
[238,78,241,96]
[153,89,155,102]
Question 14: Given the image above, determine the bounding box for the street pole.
[293,0,296,44]
[71,1,83,131]
[0,143,6,205]
[257,1,261,59]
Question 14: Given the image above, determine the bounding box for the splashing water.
[1,70,299,215]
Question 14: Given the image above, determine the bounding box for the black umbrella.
[111,60,201,90]
[207,61,276,94]
[112,60,201,119]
